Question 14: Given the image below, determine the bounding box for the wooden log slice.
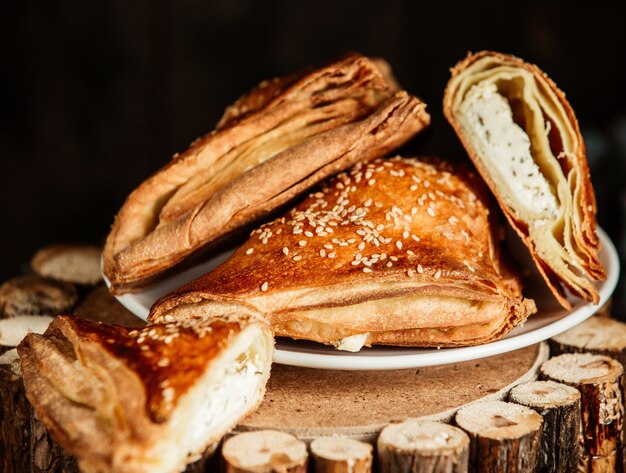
[509,380,581,472]
[549,315,626,369]
[240,343,548,443]
[222,430,308,473]
[0,275,78,318]
[31,244,103,286]
[540,353,624,471]
[377,420,469,473]
[310,436,373,473]
[454,400,543,473]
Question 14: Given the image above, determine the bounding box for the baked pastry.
[18,314,273,473]
[150,157,536,350]
[104,53,430,294]
[443,51,606,308]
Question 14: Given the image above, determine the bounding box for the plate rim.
[104,227,619,371]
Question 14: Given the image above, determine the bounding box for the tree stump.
[377,420,469,472]
[549,315,626,370]
[31,244,103,286]
[310,436,372,473]
[540,353,624,471]
[454,401,542,473]
[222,430,308,472]
[0,349,31,471]
[509,380,581,472]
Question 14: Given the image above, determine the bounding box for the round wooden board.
[237,342,548,443]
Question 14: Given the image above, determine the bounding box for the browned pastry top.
[167,157,502,299]
[34,315,245,423]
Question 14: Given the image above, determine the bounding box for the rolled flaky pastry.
[150,157,536,350]
[444,51,606,308]
[18,315,273,473]
[104,53,430,294]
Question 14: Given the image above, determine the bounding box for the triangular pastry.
[443,51,605,308]
[18,314,273,473]
[103,53,430,294]
[150,157,536,350]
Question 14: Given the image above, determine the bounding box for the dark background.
[2,1,626,315]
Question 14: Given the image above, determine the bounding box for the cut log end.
[455,400,542,441]
[551,315,626,351]
[378,420,469,473]
[311,437,372,473]
[509,380,580,408]
[540,353,623,386]
[31,244,103,286]
[0,275,78,318]
[222,430,308,473]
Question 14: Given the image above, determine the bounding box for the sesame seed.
[410,184,418,191]
[320,249,326,257]
[396,241,403,250]
[427,207,436,217]
[246,248,254,255]
[358,242,365,250]
[407,269,415,277]
[261,282,269,291]
[299,240,307,247]
[305,231,314,238]
[283,247,289,256]
[403,231,409,239]
[417,264,424,273]
[386,262,393,267]
[324,243,333,250]
[368,179,376,186]
[390,255,398,262]
[411,235,420,242]
[363,267,373,273]
[434,270,441,279]
[407,250,415,256]
[293,255,302,261]
[328,252,336,258]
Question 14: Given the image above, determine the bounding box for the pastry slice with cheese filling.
[444,51,606,308]
[18,314,273,473]
[150,157,536,351]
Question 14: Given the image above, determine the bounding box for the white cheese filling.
[187,351,264,449]
[331,333,369,352]
[460,82,558,221]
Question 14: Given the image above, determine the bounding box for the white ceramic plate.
[104,227,619,370]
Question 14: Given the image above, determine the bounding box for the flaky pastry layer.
[104,53,429,293]
[444,51,606,308]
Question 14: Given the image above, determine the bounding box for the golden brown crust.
[443,51,605,309]
[18,315,273,473]
[104,53,430,294]
[150,157,536,348]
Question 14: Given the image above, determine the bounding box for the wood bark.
[377,420,469,473]
[509,380,581,472]
[454,400,542,473]
[540,353,624,472]
[222,430,308,473]
[311,436,372,473]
